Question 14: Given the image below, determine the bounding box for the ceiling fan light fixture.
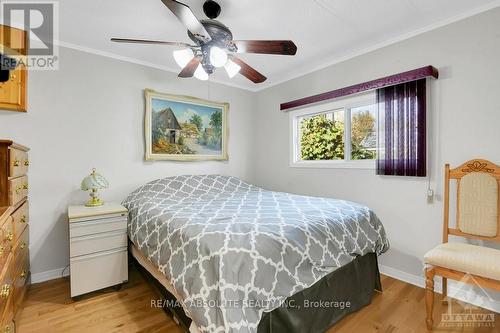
[113,1,297,84]
[224,59,241,78]
[173,48,194,68]
[209,46,228,68]
[194,64,209,80]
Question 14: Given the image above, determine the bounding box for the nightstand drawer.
[70,248,128,297]
[69,216,127,238]
[70,231,127,258]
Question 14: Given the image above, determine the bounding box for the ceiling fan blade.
[230,56,267,83]
[161,0,212,43]
[178,57,201,78]
[232,40,297,55]
[111,38,193,48]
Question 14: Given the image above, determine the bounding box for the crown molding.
[56,1,500,93]
[255,0,500,92]
[57,41,260,92]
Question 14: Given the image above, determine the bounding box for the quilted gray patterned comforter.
[123,175,389,333]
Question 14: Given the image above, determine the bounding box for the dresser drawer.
[70,216,127,238]
[9,148,29,178]
[0,237,11,270]
[0,254,15,321]
[11,201,28,241]
[13,251,29,315]
[0,318,14,333]
[13,226,29,268]
[0,217,14,265]
[70,231,127,258]
[70,248,128,297]
[0,238,10,270]
[8,176,28,206]
[0,298,14,333]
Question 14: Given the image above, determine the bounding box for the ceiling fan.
[111,0,297,83]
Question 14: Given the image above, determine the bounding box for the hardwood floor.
[329,275,499,333]
[16,266,499,333]
[16,268,183,333]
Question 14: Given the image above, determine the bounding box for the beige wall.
[0,47,255,279]
[252,7,500,285]
[1,7,499,306]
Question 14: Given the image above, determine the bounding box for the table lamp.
[81,168,109,207]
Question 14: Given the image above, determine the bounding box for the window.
[290,92,377,168]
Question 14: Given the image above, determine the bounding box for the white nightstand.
[68,202,129,298]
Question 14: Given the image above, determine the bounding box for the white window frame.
[289,92,377,169]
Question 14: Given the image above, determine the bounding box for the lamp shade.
[81,168,109,191]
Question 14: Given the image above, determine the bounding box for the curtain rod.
[280,65,439,111]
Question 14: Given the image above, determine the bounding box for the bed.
[123,175,389,333]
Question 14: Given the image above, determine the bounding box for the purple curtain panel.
[376,79,426,177]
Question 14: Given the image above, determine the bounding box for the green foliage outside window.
[300,114,344,160]
[351,110,376,160]
[300,112,376,161]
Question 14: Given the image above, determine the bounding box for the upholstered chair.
[423,159,500,330]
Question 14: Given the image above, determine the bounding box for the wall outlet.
[427,189,434,204]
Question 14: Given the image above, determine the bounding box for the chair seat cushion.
[424,242,500,281]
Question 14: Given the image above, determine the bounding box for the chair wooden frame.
[425,159,500,330]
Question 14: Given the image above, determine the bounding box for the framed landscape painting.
[144,89,229,161]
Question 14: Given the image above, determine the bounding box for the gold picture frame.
[144,89,229,161]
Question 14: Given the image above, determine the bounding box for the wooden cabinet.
[68,203,129,298]
[0,140,30,332]
[0,25,28,112]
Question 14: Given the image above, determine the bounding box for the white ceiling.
[58,0,500,91]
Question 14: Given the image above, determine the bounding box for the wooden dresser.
[0,140,30,332]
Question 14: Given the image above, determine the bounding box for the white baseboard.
[31,266,69,284]
[379,264,500,313]
[379,264,428,289]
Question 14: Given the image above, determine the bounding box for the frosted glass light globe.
[173,48,194,68]
[210,46,228,68]
[224,59,241,78]
[194,64,209,80]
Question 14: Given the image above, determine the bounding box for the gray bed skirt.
[135,252,381,333]
[257,252,381,333]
